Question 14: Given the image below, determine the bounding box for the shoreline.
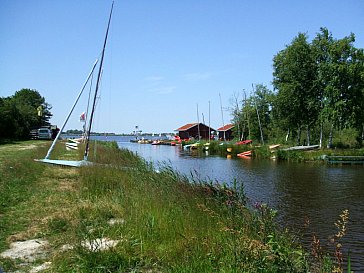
[0,141,346,272]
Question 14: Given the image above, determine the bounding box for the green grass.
[0,140,334,272]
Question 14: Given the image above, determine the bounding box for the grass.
[0,140,334,272]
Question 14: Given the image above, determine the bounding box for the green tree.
[0,97,22,139]
[273,33,319,145]
[312,28,364,147]
[0,89,52,140]
[231,85,274,143]
[252,84,274,143]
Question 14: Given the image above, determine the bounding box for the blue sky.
[1,1,363,134]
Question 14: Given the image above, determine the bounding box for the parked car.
[38,128,52,140]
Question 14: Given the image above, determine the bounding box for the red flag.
[80,112,86,121]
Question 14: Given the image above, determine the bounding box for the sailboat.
[35,2,114,167]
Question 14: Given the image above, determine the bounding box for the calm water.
[95,135,364,270]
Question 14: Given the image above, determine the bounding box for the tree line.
[232,28,364,148]
[0,89,52,140]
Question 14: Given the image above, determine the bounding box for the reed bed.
[0,141,334,272]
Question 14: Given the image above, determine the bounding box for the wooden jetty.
[323,155,364,165]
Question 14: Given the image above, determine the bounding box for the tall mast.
[219,93,225,140]
[84,1,114,160]
[197,103,200,140]
[208,100,211,142]
[252,84,264,145]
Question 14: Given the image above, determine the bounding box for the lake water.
[93,135,364,270]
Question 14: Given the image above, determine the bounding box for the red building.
[175,123,215,140]
[217,124,235,140]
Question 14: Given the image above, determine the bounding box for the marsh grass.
[0,140,333,272]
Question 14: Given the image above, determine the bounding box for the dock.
[323,155,364,165]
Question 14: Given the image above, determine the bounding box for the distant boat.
[282,145,319,151]
[236,140,252,145]
[138,138,151,144]
[269,144,280,150]
[237,150,252,157]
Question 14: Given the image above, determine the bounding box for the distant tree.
[66,129,83,135]
[12,89,52,127]
[251,84,274,143]
[0,89,52,140]
[231,85,274,143]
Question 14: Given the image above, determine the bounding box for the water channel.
[94,135,363,270]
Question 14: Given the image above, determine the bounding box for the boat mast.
[219,93,225,140]
[208,100,211,142]
[44,59,98,160]
[197,103,201,140]
[252,84,264,145]
[84,1,114,160]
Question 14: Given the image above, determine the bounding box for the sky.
[1,0,363,134]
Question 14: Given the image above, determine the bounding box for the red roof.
[217,124,234,131]
[175,123,198,131]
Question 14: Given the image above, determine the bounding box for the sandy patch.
[29,261,52,273]
[0,239,48,262]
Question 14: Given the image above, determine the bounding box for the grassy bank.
[182,139,364,163]
[0,141,334,272]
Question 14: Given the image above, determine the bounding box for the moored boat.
[282,145,319,151]
[269,144,280,150]
[237,150,252,157]
[236,140,252,145]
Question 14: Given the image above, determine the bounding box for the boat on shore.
[269,144,280,150]
[236,140,252,145]
[35,2,114,167]
[282,145,319,151]
[237,150,252,157]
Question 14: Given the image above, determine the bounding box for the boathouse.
[217,124,235,140]
[175,123,215,140]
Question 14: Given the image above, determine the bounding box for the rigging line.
[44,59,98,160]
[84,71,94,140]
[84,1,114,160]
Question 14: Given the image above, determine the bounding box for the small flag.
[80,112,86,121]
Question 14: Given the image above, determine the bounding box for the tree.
[12,89,52,127]
[252,84,274,143]
[273,33,319,145]
[0,89,52,140]
[312,28,364,147]
[231,85,274,143]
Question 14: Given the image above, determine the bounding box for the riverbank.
[0,141,337,272]
[180,139,364,163]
